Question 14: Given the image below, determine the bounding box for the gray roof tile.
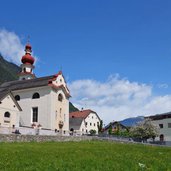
[0,75,54,92]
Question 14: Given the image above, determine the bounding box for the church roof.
[69,117,84,130]
[0,90,9,100]
[0,75,54,92]
[0,90,22,111]
[0,72,70,97]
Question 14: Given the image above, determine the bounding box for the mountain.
[0,54,20,84]
[69,102,79,113]
[120,116,144,127]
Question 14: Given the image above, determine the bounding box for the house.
[69,117,85,135]
[145,112,171,142]
[69,109,101,135]
[0,43,70,135]
[0,91,21,133]
[103,121,128,135]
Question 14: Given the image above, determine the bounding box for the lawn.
[0,141,170,171]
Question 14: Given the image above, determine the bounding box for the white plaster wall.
[52,74,70,94]
[51,89,69,133]
[13,85,69,132]
[0,95,19,127]
[152,118,171,141]
[13,86,52,129]
[19,75,34,80]
[85,112,101,134]
[77,120,86,135]
[21,64,34,73]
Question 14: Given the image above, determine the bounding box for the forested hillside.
[0,54,20,84]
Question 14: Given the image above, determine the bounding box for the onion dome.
[25,44,32,51]
[21,43,35,65]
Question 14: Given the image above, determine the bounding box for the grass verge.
[0,141,170,171]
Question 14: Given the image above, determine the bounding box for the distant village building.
[69,109,101,135]
[0,43,70,135]
[103,121,128,135]
[146,112,171,142]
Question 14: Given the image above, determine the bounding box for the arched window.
[4,112,10,118]
[32,93,40,99]
[58,94,63,102]
[15,95,20,101]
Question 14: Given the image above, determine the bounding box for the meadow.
[0,141,170,171]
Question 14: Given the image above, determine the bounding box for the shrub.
[89,129,96,135]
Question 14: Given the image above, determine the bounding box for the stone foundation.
[0,134,93,142]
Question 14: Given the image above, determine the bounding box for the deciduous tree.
[130,119,159,142]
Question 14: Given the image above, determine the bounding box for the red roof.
[21,43,35,65]
[69,109,96,119]
[21,54,35,65]
[25,43,32,50]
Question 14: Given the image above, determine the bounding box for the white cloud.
[0,29,25,65]
[69,75,171,124]
[157,83,168,89]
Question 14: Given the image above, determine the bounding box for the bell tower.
[19,43,35,80]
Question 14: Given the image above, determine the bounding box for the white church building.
[0,43,70,135]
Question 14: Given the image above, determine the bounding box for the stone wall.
[0,134,94,142]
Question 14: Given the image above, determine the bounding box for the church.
[0,43,70,135]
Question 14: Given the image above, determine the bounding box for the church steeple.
[19,42,35,80]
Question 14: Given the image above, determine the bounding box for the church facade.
[0,43,70,134]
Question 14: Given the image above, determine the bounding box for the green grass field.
[0,141,170,171]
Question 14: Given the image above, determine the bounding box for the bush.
[89,129,96,135]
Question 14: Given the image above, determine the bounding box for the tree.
[98,120,103,133]
[108,125,112,135]
[89,129,96,135]
[129,119,159,142]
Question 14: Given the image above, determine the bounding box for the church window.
[32,93,40,99]
[64,114,66,122]
[58,94,63,102]
[4,112,10,118]
[159,124,163,128]
[15,95,20,101]
[60,108,62,118]
[32,107,38,122]
[168,123,171,128]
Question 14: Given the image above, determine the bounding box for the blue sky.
[1,0,171,123]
